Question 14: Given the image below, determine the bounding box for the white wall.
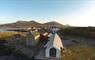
[56,49,61,58]
[46,48,50,57]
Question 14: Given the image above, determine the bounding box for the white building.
[44,33,63,58]
[26,27,40,46]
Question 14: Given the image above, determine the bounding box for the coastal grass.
[61,42,95,60]
[0,32,26,38]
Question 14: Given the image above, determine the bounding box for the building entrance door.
[50,48,56,57]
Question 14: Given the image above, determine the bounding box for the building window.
[50,48,56,57]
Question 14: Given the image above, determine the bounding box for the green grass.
[61,42,95,60]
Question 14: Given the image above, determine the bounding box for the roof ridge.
[52,33,56,46]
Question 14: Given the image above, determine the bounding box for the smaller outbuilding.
[26,27,40,46]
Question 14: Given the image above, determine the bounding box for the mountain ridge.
[0,20,64,28]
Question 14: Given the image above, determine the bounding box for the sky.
[0,0,95,26]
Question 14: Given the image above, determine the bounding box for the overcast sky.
[0,0,95,26]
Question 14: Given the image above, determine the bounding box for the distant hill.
[0,21,41,28]
[0,20,64,28]
[42,21,64,28]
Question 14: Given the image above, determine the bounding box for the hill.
[42,21,64,28]
[0,21,41,28]
[0,20,64,28]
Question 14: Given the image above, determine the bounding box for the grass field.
[0,31,95,60]
[0,32,26,39]
[61,42,95,60]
